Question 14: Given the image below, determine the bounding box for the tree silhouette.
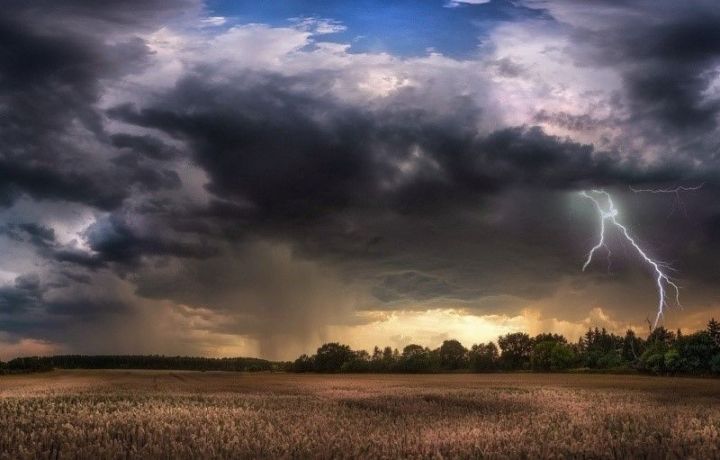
[708,318,720,347]
[498,333,533,370]
[469,342,498,372]
[5,316,720,377]
[314,343,354,373]
[439,340,467,370]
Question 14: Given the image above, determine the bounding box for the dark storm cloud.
[0,0,198,210]
[2,0,719,359]
[529,0,720,134]
[0,271,133,321]
[0,159,128,210]
[111,134,178,161]
[84,214,218,266]
[1,223,106,271]
[3,214,217,270]
[110,72,704,223]
[518,0,720,311]
[0,223,55,249]
[44,298,130,319]
[0,0,207,349]
[533,111,606,132]
[617,15,720,130]
[0,274,43,314]
[106,69,718,318]
[0,271,166,355]
[372,271,481,303]
[109,154,182,193]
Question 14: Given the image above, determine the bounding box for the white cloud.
[290,17,347,35]
[483,20,623,145]
[199,16,226,27]
[445,0,492,7]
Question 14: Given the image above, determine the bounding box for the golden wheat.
[0,371,718,459]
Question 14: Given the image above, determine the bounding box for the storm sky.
[1,0,719,360]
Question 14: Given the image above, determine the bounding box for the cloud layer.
[1,0,719,360]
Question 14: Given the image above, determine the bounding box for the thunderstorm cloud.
[1,0,719,359]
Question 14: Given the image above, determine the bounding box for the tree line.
[0,355,274,374]
[290,318,720,375]
[2,319,718,375]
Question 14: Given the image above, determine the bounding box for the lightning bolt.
[629,184,704,194]
[629,183,704,217]
[580,190,680,328]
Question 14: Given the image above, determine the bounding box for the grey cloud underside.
[107,73,719,310]
[1,0,720,356]
[0,1,196,210]
[109,73,700,216]
[599,11,720,131]
[528,0,720,139]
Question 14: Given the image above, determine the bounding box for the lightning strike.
[580,190,681,328]
[629,183,704,217]
[629,184,704,194]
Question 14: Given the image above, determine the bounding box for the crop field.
[0,371,719,459]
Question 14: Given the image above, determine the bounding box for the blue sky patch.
[205,0,546,58]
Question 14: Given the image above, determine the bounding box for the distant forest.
[2,318,719,376]
[290,318,720,376]
[0,355,274,374]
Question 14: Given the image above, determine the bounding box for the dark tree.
[667,332,716,374]
[639,339,670,374]
[533,333,567,344]
[469,342,498,372]
[579,327,624,368]
[5,355,272,372]
[549,343,577,370]
[498,332,533,370]
[291,354,314,372]
[314,343,354,373]
[341,350,371,372]
[370,346,384,372]
[621,329,644,363]
[531,333,570,371]
[382,346,396,371]
[439,339,467,370]
[708,318,720,348]
[647,327,675,345]
[530,341,556,371]
[637,327,676,374]
[399,344,432,372]
[712,354,720,375]
[371,346,382,360]
[403,344,425,357]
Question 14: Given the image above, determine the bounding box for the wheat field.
[0,371,718,459]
